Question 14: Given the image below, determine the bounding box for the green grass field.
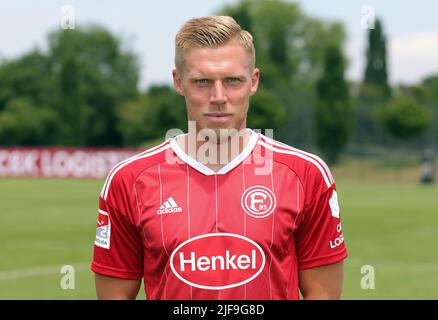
[0,175,437,299]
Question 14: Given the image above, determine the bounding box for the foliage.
[364,18,390,96]
[220,0,346,148]
[247,88,286,130]
[0,25,139,146]
[117,85,187,146]
[0,51,54,111]
[376,95,432,140]
[49,26,139,146]
[315,44,352,164]
[351,18,392,148]
[0,98,58,145]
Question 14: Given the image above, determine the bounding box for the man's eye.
[195,79,211,85]
[226,78,242,84]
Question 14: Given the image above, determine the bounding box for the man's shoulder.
[256,133,334,189]
[100,140,171,199]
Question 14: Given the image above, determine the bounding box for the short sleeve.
[295,184,347,270]
[91,196,144,279]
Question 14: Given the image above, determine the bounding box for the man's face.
[173,43,259,140]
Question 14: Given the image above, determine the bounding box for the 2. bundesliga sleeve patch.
[95,209,111,249]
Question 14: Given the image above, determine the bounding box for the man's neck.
[176,128,252,172]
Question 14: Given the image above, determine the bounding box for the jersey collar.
[169,129,259,176]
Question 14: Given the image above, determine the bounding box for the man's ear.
[172,69,184,96]
[249,67,260,96]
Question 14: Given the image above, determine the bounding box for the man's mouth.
[204,113,232,123]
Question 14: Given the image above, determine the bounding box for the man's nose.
[210,81,227,104]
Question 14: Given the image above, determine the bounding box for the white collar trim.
[169,129,258,176]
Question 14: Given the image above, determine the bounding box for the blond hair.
[175,16,255,73]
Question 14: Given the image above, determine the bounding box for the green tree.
[0,98,58,145]
[219,0,346,148]
[0,52,58,145]
[376,96,432,140]
[221,0,253,35]
[147,85,187,139]
[404,76,438,146]
[315,44,351,164]
[247,88,286,130]
[0,51,54,111]
[116,94,150,146]
[364,18,390,95]
[117,85,186,146]
[0,25,139,147]
[48,26,139,146]
[353,18,391,148]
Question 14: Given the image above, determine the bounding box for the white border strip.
[261,135,334,184]
[102,144,170,200]
[217,131,259,174]
[169,136,215,176]
[100,140,170,198]
[169,129,258,176]
[258,140,333,188]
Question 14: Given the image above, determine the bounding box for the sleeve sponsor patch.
[329,190,340,219]
[95,209,111,249]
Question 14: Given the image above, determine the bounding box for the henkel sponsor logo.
[170,233,265,290]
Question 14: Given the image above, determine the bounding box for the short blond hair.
[175,16,255,73]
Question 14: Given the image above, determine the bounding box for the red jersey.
[91,130,347,299]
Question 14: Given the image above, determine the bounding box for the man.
[92,16,347,300]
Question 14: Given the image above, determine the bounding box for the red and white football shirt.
[91,130,347,299]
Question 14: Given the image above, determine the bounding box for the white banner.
[0,148,142,179]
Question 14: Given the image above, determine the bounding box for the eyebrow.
[188,74,246,80]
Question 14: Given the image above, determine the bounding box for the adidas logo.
[157,197,182,215]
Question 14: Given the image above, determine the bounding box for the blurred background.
[0,0,437,299]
